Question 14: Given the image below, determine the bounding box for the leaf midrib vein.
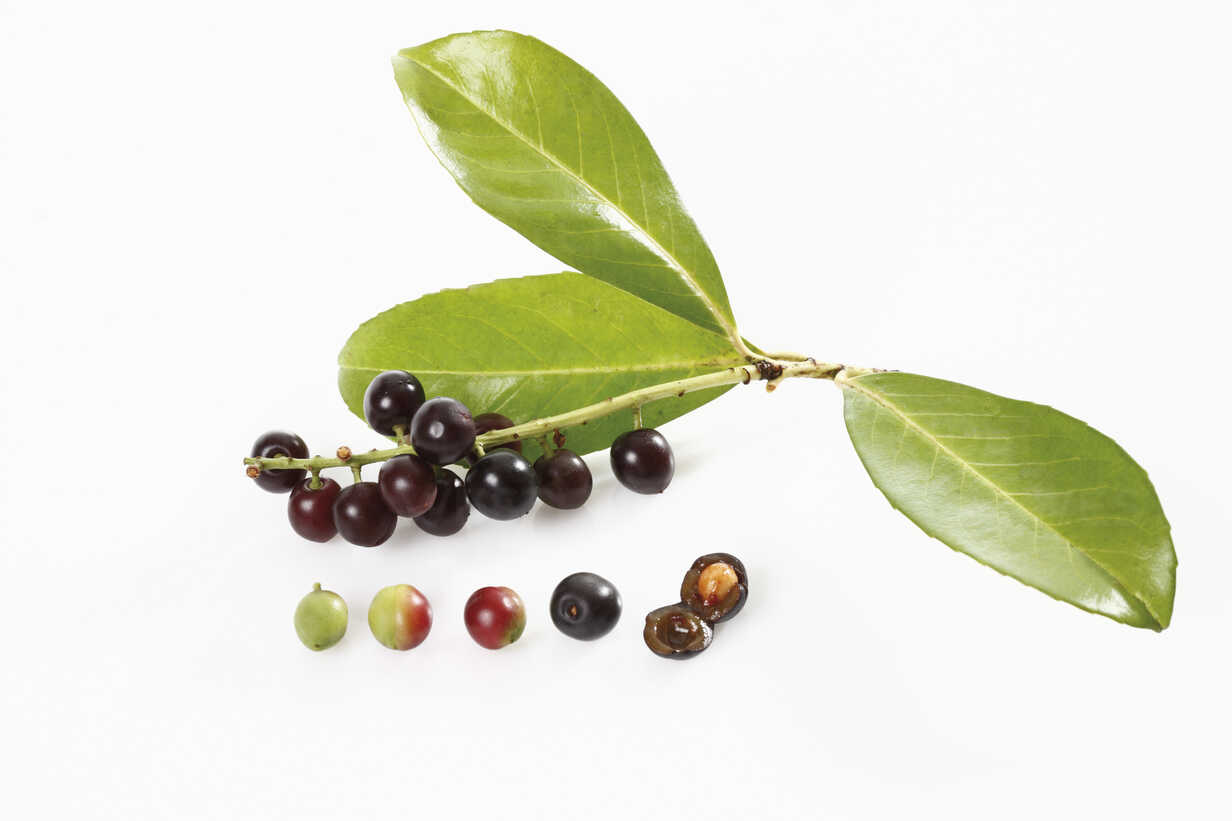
[341,358,744,376]
[401,53,737,342]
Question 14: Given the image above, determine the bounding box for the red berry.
[463,586,526,650]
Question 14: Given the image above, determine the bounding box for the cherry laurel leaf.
[839,371,1176,630]
[338,273,746,460]
[392,30,740,345]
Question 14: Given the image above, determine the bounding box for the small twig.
[242,358,846,476]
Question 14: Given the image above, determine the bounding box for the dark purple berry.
[250,430,309,493]
[550,572,621,640]
[465,451,537,520]
[378,454,437,517]
[288,477,341,542]
[413,470,470,536]
[363,370,426,437]
[332,482,397,547]
[473,413,522,454]
[410,397,475,465]
[533,449,592,510]
[610,428,674,494]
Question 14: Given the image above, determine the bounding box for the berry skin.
[464,586,526,650]
[533,449,593,510]
[549,572,621,640]
[368,584,433,651]
[643,603,713,659]
[680,552,748,624]
[378,453,437,517]
[363,370,426,437]
[294,583,348,651]
[410,397,475,465]
[413,470,470,536]
[250,430,309,493]
[332,482,397,547]
[288,477,342,542]
[472,412,522,454]
[466,451,538,520]
[610,428,674,494]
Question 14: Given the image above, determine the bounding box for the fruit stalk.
[243,358,843,475]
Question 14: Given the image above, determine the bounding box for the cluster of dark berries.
[250,370,678,547]
[644,553,748,659]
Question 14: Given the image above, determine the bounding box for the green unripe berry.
[294,583,348,651]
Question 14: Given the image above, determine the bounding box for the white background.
[2,1,1230,818]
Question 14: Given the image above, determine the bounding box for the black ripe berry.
[410,397,475,465]
[643,603,713,659]
[534,449,593,509]
[250,430,309,493]
[288,477,342,542]
[550,572,621,640]
[680,552,749,623]
[472,413,522,454]
[378,453,437,517]
[332,482,397,547]
[363,370,426,437]
[610,428,674,494]
[413,470,470,536]
[465,450,538,520]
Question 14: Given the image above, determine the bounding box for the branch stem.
[243,358,841,475]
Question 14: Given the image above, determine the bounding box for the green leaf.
[392,30,740,344]
[338,272,745,459]
[838,371,1176,630]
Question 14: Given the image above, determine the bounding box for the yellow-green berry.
[294,583,348,651]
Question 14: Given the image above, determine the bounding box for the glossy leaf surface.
[392,31,739,343]
[840,371,1175,629]
[338,273,744,459]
